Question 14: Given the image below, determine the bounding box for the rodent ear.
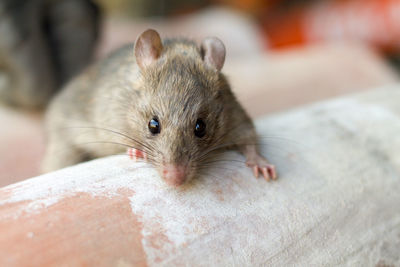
[201,37,226,71]
[135,29,163,69]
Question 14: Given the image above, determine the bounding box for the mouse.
[42,29,277,186]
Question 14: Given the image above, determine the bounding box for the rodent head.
[128,29,231,186]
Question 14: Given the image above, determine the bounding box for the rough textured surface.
[1,86,400,266]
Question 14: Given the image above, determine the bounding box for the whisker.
[197,165,241,175]
[258,134,299,143]
[63,126,157,153]
[75,141,134,149]
[84,141,157,159]
[200,158,247,165]
[198,169,222,181]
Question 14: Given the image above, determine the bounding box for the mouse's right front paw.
[127,148,147,161]
[241,145,277,181]
[245,153,277,181]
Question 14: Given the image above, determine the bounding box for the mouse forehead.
[156,85,208,124]
[148,58,216,104]
[159,56,212,91]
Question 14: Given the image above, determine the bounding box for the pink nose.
[162,164,187,186]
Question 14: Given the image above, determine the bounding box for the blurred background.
[0,0,399,186]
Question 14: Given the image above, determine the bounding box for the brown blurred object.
[214,0,269,14]
[213,0,284,16]
[95,0,210,17]
[0,0,100,110]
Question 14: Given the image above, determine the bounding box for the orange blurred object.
[262,0,400,53]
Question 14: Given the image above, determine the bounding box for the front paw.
[127,148,147,161]
[246,155,277,181]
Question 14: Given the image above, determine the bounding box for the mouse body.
[42,29,276,186]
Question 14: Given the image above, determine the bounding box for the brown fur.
[42,31,263,183]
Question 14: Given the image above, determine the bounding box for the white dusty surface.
[1,86,400,266]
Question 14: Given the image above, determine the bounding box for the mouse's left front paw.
[246,154,277,181]
[127,148,147,161]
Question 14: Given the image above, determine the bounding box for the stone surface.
[1,86,399,266]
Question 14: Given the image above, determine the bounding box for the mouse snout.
[162,164,188,186]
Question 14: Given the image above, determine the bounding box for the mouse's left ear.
[201,37,226,72]
[135,29,163,69]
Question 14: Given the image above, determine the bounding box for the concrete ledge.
[1,86,400,266]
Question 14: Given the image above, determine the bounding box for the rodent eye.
[148,117,160,135]
[194,119,206,138]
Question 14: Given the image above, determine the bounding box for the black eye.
[148,117,160,134]
[194,119,206,138]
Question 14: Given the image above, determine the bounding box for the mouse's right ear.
[135,29,163,69]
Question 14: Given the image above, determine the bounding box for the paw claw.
[252,166,258,178]
[269,165,277,180]
[261,167,270,181]
[245,152,277,182]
